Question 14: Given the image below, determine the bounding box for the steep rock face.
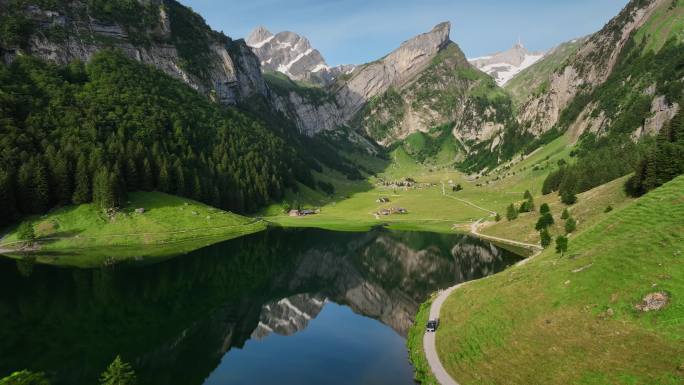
[355,40,513,153]
[633,95,681,139]
[0,0,267,105]
[247,26,355,86]
[516,0,668,135]
[335,22,452,122]
[270,92,344,135]
[470,42,545,86]
[266,22,459,140]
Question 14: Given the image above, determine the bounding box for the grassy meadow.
[0,192,265,267]
[433,176,684,385]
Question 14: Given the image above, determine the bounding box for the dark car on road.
[426,319,439,332]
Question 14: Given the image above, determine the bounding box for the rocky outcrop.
[335,22,452,122]
[0,0,267,105]
[516,0,667,135]
[270,91,345,135]
[247,26,355,86]
[633,96,681,139]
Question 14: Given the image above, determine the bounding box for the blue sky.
[178,0,629,66]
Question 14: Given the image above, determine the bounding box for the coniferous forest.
[0,50,308,226]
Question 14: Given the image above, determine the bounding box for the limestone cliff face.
[334,22,452,122]
[516,0,668,136]
[0,0,267,105]
[270,21,507,153]
[358,41,509,147]
[266,22,466,142]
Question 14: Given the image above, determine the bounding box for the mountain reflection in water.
[0,227,519,385]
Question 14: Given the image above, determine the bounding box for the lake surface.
[0,227,520,385]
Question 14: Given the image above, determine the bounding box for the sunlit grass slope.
[0,192,265,267]
[435,175,684,385]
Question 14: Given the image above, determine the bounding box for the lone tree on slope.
[540,203,551,215]
[506,203,518,221]
[540,228,552,248]
[565,217,577,234]
[556,236,569,256]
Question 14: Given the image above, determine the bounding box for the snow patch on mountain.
[246,26,355,85]
[469,42,545,86]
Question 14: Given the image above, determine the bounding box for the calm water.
[0,227,519,385]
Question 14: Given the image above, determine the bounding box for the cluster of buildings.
[288,209,320,217]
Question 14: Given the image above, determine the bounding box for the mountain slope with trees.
[0,50,307,227]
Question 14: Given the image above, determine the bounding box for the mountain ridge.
[246,25,356,86]
[469,41,545,86]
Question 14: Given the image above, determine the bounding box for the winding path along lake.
[0,227,519,385]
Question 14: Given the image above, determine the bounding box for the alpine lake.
[0,227,522,385]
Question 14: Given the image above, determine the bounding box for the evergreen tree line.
[541,137,646,200]
[626,104,684,196]
[542,97,684,201]
[0,50,308,226]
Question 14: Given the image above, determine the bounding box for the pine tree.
[16,222,35,242]
[93,168,116,209]
[540,228,552,248]
[124,159,139,191]
[540,203,551,215]
[560,187,577,205]
[556,235,569,256]
[99,355,136,385]
[561,208,570,220]
[524,190,533,200]
[495,213,501,222]
[0,169,17,226]
[191,173,202,200]
[158,162,170,192]
[17,162,34,214]
[506,203,518,221]
[33,162,50,213]
[175,164,185,196]
[535,212,555,231]
[52,156,72,205]
[565,217,577,234]
[140,158,154,191]
[72,154,91,204]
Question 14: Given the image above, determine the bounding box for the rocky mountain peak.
[246,26,355,86]
[333,21,453,121]
[246,25,274,48]
[398,21,451,56]
[469,40,545,86]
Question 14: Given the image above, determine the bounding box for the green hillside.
[430,175,684,385]
[0,192,265,267]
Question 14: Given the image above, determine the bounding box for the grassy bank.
[407,297,439,385]
[433,176,684,385]
[0,192,265,267]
